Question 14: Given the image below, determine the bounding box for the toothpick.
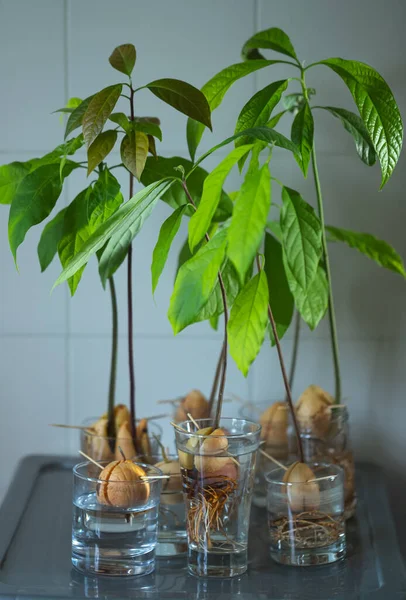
[157,398,182,405]
[187,413,199,429]
[259,449,287,471]
[50,423,94,433]
[145,413,168,421]
[78,450,103,470]
[307,475,337,483]
[118,446,126,460]
[328,404,347,409]
[170,421,188,432]
[140,475,171,481]
[225,452,240,467]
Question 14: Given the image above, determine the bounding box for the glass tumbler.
[72,460,163,576]
[175,418,261,578]
[266,462,346,566]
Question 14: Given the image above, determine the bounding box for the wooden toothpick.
[259,449,288,471]
[187,412,200,429]
[50,423,94,433]
[78,450,103,470]
[170,421,188,432]
[141,475,171,481]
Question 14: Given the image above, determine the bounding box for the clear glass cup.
[72,460,163,576]
[149,453,187,558]
[291,405,356,519]
[239,400,289,507]
[266,462,346,566]
[174,417,261,578]
[80,417,163,463]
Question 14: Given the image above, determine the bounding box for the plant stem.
[208,343,225,417]
[301,70,341,403]
[107,276,118,441]
[128,84,136,441]
[286,310,301,400]
[181,179,228,428]
[258,257,304,463]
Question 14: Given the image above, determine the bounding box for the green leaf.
[109,112,131,132]
[97,179,176,285]
[168,228,227,334]
[228,271,269,376]
[141,156,233,221]
[267,110,287,129]
[82,85,122,147]
[109,43,136,76]
[194,126,299,170]
[291,101,314,177]
[266,220,282,241]
[65,95,95,139]
[8,164,63,263]
[37,207,67,271]
[209,315,219,331]
[30,135,84,170]
[188,144,253,252]
[264,232,294,341]
[133,118,162,141]
[319,58,403,187]
[326,225,406,277]
[228,162,271,281]
[120,130,149,180]
[87,130,117,175]
[235,80,289,142]
[0,162,31,204]
[186,60,283,160]
[145,78,212,129]
[283,261,328,330]
[151,205,187,293]
[280,186,325,328]
[58,171,123,294]
[318,106,376,166]
[197,259,243,323]
[242,28,298,61]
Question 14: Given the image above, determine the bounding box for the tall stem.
[208,343,225,417]
[107,276,118,441]
[259,257,304,463]
[301,70,341,403]
[128,85,136,440]
[286,310,301,399]
[181,179,228,427]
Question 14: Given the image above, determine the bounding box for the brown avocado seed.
[154,459,182,505]
[114,421,137,461]
[199,428,228,455]
[88,417,113,462]
[259,402,289,446]
[135,418,152,459]
[296,385,334,438]
[282,461,320,512]
[175,389,210,422]
[178,426,214,469]
[97,459,149,508]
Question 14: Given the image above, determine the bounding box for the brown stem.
[286,310,301,400]
[208,343,225,416]
[181,179,228,428]
[128,85,136,442]
[257,256,304,463]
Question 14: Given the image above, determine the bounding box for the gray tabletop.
[0,455,404,599]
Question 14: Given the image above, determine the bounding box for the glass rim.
[175,417,261,438]
[73,459,163,484]
[81,416,163,440]
[265,462,344,486]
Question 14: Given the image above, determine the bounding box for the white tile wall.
[1,1,406,540]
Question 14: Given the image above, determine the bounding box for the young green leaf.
[186,60,283,160]
[235,80,289,148]
[37,207,67,271]
[266,110,287,129]
[241,27,299,62]
[132,119,162,141]
[87,130,118,175]
[227,162,271,281]
[108,43,136,76]
[197,259,243,323]
[228,271,269,376]
[264,232,294,342]
[188,145,253,252]
[151,205,187,293]
[8,164,64,263]
[326,225,406,277]
[30,135,84,170]
[319,58,403,187]
[141,156,233,221]
[145,78,212,129]
[82,84,122,147]
[65,95,95,139]
[120,130,149,180]
[168,228,228,334]
[54,179,174,288]
[291,101,314,177]
[318,106,376,166]
[0,162,31,204]
[280,185,323,302]
[283,260,328,330]
[109,112,131,132]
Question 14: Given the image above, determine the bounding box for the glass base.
[270,539,346,566]
[188,548,247,578]
[72,549,155,577]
